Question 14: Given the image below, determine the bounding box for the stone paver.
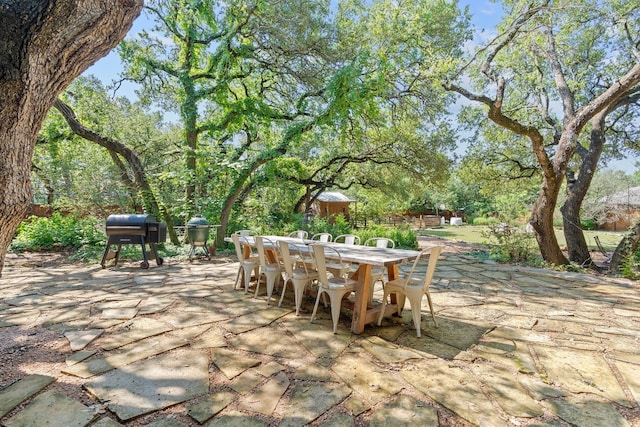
[1,246,639,426]
[64,328,104,350]
[187,391,236,423]
[3,390,96,427]
[237,371,290,415]
[369,394,438,427]
[279,382,351,426]
[84,348,209,420]
[0,374,55,418]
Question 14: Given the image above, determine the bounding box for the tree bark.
[0,0,143,275]
[560,112,607,269]
[609,221,640,275]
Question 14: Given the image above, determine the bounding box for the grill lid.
[187,214,209,228]
[106,214,156,228]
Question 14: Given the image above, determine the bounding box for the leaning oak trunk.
[609,222,640,275]
[53,99,180,245]
[0,1,142,275]
[561,111,608,269]
[529,190,569,266]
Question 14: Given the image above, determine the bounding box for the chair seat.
[326,278,356,290]
[263,262,282,271]
[326,261,352,277]
[385,277,422,289]
[291,268,318,280]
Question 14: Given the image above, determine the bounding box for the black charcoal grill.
[101,214,166,269]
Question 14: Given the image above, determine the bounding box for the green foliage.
[483,223,537,264]
[10,213,105,252]
[620,250,640,280]
[478,191,539,263]
[472,216,500,226]
[355,224,418,250]
[580,219,595,230]
[307,214,353,239]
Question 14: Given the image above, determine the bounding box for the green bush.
[581,219,596,230]
[483,223,537,263]
[307,214,353,238]
[356,224,418,249]
[10,212,105,252]
[473,216,500,226]
[289,218,418,250]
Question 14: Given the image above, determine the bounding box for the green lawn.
[418,225,623,251]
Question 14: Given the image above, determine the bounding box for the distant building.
[597,186,640,231]
[313,191,355,221]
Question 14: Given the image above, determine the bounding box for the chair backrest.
[311,232,333,242]
[310,244,343,286]
[236,229,252,236]
[288,230,308,239]
[335,234,360,245]
[364,237,395,248]
[399,251,424,285]
[254,236,267,266]
[278,240,295,277]
[417,246,442,291]
[231,233,245,261]
[279,240,312,276]
[255,236,279,266]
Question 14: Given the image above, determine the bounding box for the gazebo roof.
[316,191,356,203]
[599,186,640,207]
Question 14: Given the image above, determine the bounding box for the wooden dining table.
[225,235,421,334]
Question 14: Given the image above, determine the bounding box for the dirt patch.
[4,250,84,268]
[417,234,488,255]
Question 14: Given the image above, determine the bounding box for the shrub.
[356,224,418,249]
[483,223,537,263]
[301,219,418,249]
[473,216,500,226]
[581,219,596,230]
[10,212,105,252]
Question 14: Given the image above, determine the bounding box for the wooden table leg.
[387,264,399,305]
[351,264,372,334]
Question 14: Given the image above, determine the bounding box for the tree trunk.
[609,221,640,275]
[561,112,607,269]
[217,165,265,248]
[53,99,180,245]
[0,0,143,275]
[529,183,569,265]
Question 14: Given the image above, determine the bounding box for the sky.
[82,1,636,174]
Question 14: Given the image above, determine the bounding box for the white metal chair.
[310,244,357,334]
[231,233,260,294]
[287,230,308,239]
[278,240,319,315]
[254,236,286,305]
[377,246,442,337]
[363,237,396,300]
[364,237,395,249]
[329,234,361,278]
[236,229,252,236]
[334,234,360,245]
[311,232,333,242]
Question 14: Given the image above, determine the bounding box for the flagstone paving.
[1,245,639,426]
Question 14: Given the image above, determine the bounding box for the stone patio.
[0,240,639,426]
